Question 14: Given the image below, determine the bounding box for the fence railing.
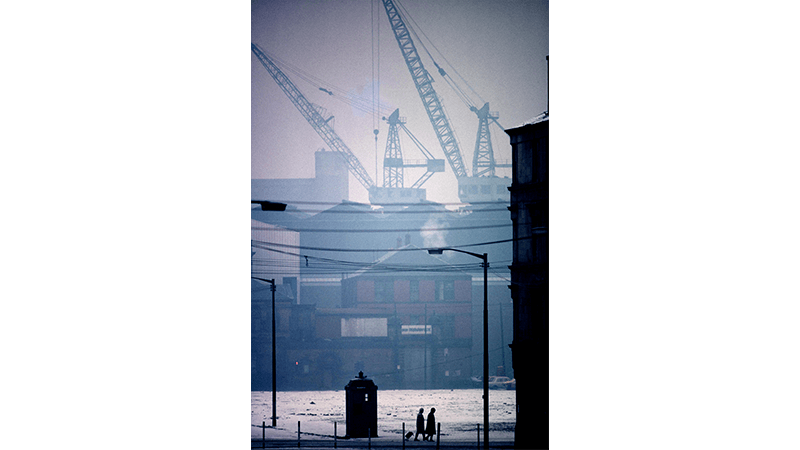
[253,421,499,449]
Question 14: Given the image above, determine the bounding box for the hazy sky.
[252,0,548,204]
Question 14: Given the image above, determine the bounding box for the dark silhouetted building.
[507,117,548,449]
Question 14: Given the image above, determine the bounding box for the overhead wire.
[253,206,511,215]
[253,247,521,278]
[250,235,531,254]
[251,242,511,275]
[251,223,510,234]
[252,200,509,207]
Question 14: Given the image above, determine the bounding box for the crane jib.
[381,0,468,179]
[251,43,376,191]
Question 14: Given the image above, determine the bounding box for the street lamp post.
[253,277,277,427]
[251,199,284,428]
[428,248,489,449]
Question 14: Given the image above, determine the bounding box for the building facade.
[507,118,548,449]
[251,246,475,391]
[251,149,348,205]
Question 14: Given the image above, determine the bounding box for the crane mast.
[383,109,404,188]
[381,0,468,180]
[472,102,500,177]
[251,43,376,191]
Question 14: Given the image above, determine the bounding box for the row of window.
[459,184,508,195]
[374,280,456,302]
[342,316,459,339]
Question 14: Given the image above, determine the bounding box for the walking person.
[415,408,426,441]
[425,407,436,441]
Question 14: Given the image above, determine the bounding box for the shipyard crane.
[472,103,499,177]
[381,0,468,181]
[382,108,445,189]
[251,43,375,192]
[370,108,445,205]
[381,0,511,203]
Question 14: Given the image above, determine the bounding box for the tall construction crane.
[370,108,445,205]
[251,43,375,192]
[381,0,510,203]
[381,0,468,181]
[382,108,445,189]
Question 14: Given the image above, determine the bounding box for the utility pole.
[252,277,277,427]
[499,301,506,373]
[424,303,427,390]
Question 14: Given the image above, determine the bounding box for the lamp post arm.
[252,276,275,286]
[428,247,486,262]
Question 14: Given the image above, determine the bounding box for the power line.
[251,200,510,207]
[251,223,511,234]
[251,243,512,274]
[250,235,531,253]
[253,206,512,215]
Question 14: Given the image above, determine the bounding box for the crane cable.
[372,0,379,181]
[394,0,486,110]
[262,49,393,118]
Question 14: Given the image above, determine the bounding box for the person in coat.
[415,408,426,441]
[425,407,436,441]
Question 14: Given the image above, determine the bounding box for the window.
[536,136,548,183]
[409,281,419,302]
[436,280,455,301]
[375,280,394,302]
[441,315,455,338]
[341,318,388,337]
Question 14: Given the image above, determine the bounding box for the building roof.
[251,279,295,302]
[343,244,474,280]
[509,111,549,130]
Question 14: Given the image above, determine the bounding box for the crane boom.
[251,43,375,191]
[382,0,468,179]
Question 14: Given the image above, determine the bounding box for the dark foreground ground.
[251,437,516,449]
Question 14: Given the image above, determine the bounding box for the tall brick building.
[507,117,548,449]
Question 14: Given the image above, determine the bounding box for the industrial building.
[251,245,475,390]
[251,196,515,391]
[251,149,348,205]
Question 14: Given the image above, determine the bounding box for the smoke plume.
[421,216,448,249]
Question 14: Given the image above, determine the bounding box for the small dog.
[405,431,414,440]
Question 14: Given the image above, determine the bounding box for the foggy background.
[250,0,539,397]
[251,0,548,204]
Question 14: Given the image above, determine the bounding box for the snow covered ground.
[252,389,516,442]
